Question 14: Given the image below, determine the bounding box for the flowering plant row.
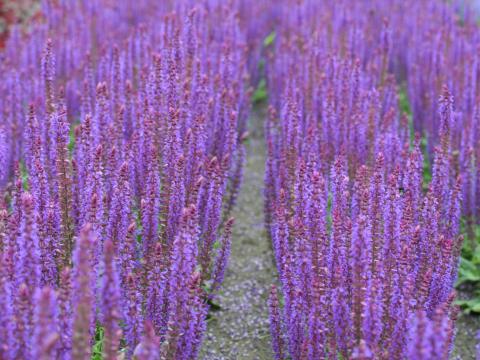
[265,1,472,359]
[0,1,260,358]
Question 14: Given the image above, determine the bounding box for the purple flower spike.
[268,285,285,360]
[32,287,60,360]
[72,224,95,360]
[133,321,160,360]
[101,239,122,360]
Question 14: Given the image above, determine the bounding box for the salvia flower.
[0,1,254,358]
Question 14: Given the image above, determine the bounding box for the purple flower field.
[0,1,479,359]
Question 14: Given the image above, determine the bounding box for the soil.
[453,290,480,360]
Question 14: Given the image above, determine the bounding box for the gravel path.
[200,108,276,360]
[453,290,480,360]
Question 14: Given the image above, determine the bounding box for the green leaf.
[472,245,480,265]
[20,161,29,190]
[252,79,267,104]
[263,31,276,47]
[398,86,412,116]
[456,298,480,314]
[207,298,222,311]
[202,280,212,294]
[420,135,432,188]
[91,326,104,360]
[68,125,76,153]
[456,257,480,286]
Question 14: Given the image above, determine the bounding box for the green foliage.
[68,124,77,154]
[20,161,29,190]
[420,136,432,190]
[397,86,432,189]
[207,298,222,312]
[457,255,480,287]
[456,297,480,314]
[263,31,276,47]
[456,225,480,314]
[398,86,412,116]
[251,32,276,104]
[398,85,415,146]
[252,78,267,104]
[91,326,104,360]
[205,293,223,321]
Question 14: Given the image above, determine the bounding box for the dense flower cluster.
[390,0,480,229]
[0,0,262,358]
[265,1,468,359]
[268,0,480,225]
